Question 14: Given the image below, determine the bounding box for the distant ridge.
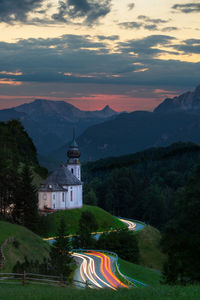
[0,99,118,154]
[40,83,200,167]
[154,85,200,113]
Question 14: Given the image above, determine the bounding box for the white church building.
[38,132,83,211]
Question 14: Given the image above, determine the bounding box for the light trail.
[118,218,136,231]
[72,252,115,289]
[87,251,128,289]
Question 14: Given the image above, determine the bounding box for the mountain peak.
[154,84,200,113]
[102,105,113,111]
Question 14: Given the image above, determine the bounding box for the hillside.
[43,110,200,166]
[39,84,200,166]
[0,221,50,272]
[0,120,47,179]
[0,99,118,154]
[135,225,166,271]
[41,205,126,237]
[82,142,200,229]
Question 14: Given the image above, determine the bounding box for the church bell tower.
[67,129,81,181]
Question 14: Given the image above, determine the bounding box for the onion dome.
[67,129,80,159]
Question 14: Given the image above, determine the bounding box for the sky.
[0,0,200,112]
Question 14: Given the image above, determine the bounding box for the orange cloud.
[0,78,22,86]
[0,71,23,76]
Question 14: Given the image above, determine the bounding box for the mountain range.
[39,84,200,169]
[1,84,200,170]
[0,99,117,154]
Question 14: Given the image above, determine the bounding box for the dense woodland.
[83,142,200,229]
[0,120,47,229]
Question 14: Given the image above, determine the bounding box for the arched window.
[71,168,74,174]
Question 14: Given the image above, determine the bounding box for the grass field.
[118,258,162,287]
[0,284,200,300]
[0,221,50,272]
[44,205,126,237]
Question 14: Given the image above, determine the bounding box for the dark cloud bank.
[0,34,200,88]
[0,0,111,25]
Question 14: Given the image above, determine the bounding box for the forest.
[83,142,200,229]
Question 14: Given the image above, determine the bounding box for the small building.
[38,133,82,211]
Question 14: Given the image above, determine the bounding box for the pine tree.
[49,217,72,278]
[161,165,200,284]
[72,211,97,249]
[20,164,38,231]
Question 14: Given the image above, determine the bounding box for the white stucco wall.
[49,185,82,210]
[67,164,81,181]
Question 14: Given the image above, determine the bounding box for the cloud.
[127,3,135,10]
[138,15,169,24]
[0,0,44,23]
[0,34,199,89]
[118,21,142,29]
[162,26,178,32]
[97,35,119,41]
[172,39,200,54]
[119,15,173,32]
[118,35,175,57]
[172,3,200,13]
[144,24,158,31]
[52,0,111,25]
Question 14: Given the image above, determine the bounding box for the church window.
[71,168,74,174]
[53,194,55,200]
[70,191,73,201]
[62,192,65,202]
[43,193,47,200]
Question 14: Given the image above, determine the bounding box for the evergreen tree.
[21,164,38,231]
[161,165,200,284]
[84,188,97,206]
[49,217,72,277]
[97,230,140,263]
[72,211,97,249]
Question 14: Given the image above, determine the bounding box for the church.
[38,132,83,211]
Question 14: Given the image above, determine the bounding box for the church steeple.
[67,128,80,160]
[67,128,81,180]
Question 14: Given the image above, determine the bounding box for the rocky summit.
[154,85,200,113]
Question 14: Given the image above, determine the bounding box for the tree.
[142,185,166,228]
[72,211,98,249]
[97,230,140,263]
[161,165,200,284]
[49,217,72,277]
[15,164,38,231]
[84,188,97,206]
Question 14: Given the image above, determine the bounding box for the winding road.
[45,217,146,289]
[73,251,128,289]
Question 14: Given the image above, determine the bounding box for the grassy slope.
[118,258,161,287]
[135,225,166,271]
[44,205,126,237]
[0,221,50,272]
[0,284,200,300]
